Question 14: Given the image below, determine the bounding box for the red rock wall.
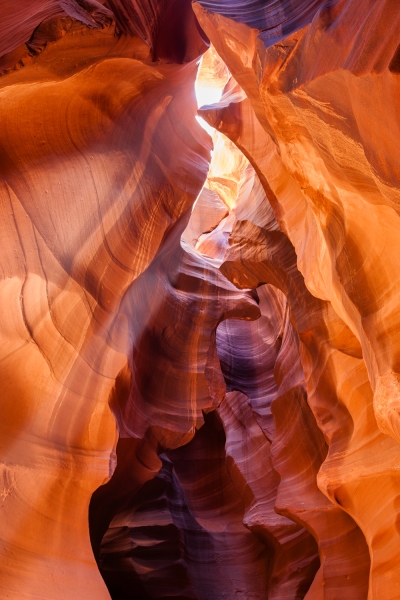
[193,1,400,598]
[0,4,209,598]
[1,1,400,599]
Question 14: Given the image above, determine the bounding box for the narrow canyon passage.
[1,1,400,600]
[89,48,325,599]
[89,45,373,599]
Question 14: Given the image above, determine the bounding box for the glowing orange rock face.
[2,1,400,599]
[193,1,400,598]
[0,6,210,598]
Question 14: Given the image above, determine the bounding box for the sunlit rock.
[2,1,400,599]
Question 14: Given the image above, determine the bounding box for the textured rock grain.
[2,1,400,599]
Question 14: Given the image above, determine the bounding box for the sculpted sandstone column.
[194,1,400,597]
[0,3,209,597]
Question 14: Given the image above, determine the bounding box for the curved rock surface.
[2,1,400,599]
[0,5,209,598]
[194,1,400,598]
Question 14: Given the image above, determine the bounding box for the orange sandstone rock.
[0,9,209,598]
[2,1,400,599]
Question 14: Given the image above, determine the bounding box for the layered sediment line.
[2,1,400,599]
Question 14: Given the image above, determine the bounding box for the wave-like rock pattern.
[0,7,210,598]
[194,0,329,47]
[2,1,400,599]
[198,149,371,598]
[0,0,208,72]
[193,2,400,597]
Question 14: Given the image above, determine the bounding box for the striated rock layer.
[1,1,400,599]
[193,1,400,598]
[0,3,209,598]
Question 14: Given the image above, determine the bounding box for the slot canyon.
[1,0,400,598]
